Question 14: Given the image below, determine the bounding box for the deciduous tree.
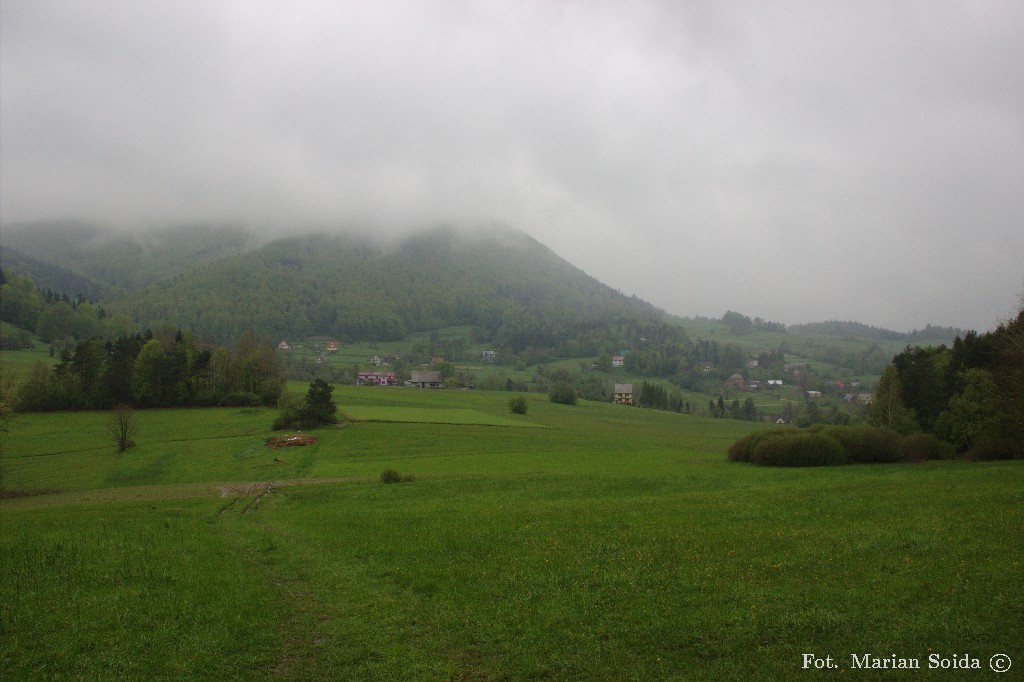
[108,403,137,453]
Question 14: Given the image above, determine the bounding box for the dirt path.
[1,476,373,510]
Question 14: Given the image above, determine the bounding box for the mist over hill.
[2,222,667,347]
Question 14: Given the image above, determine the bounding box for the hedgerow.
[729,425,964,467]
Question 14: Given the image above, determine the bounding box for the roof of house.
[410,370,443,383]
[614,383,634,393]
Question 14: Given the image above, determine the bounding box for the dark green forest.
[865,309,1024,457]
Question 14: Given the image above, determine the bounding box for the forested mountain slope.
[107,227,664,345]
[1,222,258,294]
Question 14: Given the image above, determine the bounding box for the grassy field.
[1,386,1021,680]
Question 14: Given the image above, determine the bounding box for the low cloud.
[2,0,1022,330]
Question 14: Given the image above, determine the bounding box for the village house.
[614,383,634,406]
[326,341,339,353]
[368,354,384,367]
[725,373,745,390]
[806,390,823,398]
[277,340,291,351]
[746,358,759,369]
[612,355,625,368]
[408,370,444,388]
[482,350,496,363]
[357,371,397,386]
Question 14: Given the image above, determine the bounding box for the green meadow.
[1,386,1021,680]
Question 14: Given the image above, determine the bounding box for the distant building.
[806,390,822,399]
[408,371,444,388]
[277,340,291,351]
[614,383,634,406]
[482,350,496,363]
[612,355,625,368]
[368,355,384,367]
[357,371,397,386]
[725,373,745,390]
[746,358,759,369]
[326,340,339,353]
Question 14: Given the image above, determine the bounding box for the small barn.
[408,371,444,388]
[614,383,634,406]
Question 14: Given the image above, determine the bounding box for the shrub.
[727,427,798,462]
[221,391,262,407]
[969,437,1024,461]
[380,468,415,483]
[548,382,577,405]
[509,395,528,415]
[900,432,956,462]
[726,434,755,462]
[815,424,863,461]
[751,431,846,467]
[859,427,903,463]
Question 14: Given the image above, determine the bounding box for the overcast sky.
[2,1,1022,331]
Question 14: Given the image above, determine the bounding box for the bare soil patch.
[265,434,318,449]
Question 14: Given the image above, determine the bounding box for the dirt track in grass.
[0,476,373,509]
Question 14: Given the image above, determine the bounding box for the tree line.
[15,329,283,412]
[866,306,1023,458]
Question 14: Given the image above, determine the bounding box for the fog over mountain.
[2,1,1022,332]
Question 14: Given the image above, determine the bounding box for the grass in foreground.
[1,387,1021,679]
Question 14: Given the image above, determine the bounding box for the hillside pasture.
[1,387,1021,680]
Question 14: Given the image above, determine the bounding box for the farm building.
[357,371,397,386]
[725,373,745,390]
[613,383,634,405]
[408,371,444,388]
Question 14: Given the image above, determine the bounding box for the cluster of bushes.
[272,379,341,430]
[727,424,957,467]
